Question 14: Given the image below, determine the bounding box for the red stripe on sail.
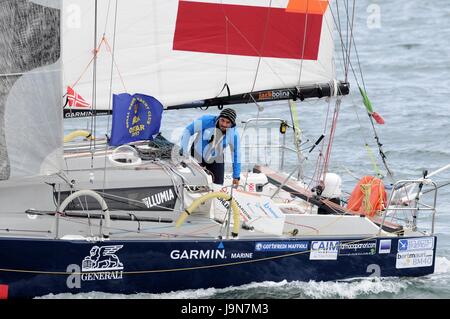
[173,1,324,60]
[0,284,8,299]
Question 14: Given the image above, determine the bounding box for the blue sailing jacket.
[180,115,241,179]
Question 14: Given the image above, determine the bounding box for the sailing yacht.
[0,0,442,299]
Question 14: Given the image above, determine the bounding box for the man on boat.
[180,108,241,186]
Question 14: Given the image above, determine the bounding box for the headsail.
[0,0,62,180]
[63,0,342,116]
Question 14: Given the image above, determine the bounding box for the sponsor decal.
[142,188,175,209]
[398,237,434,252]
[170,249,226,260]
[64,110,94,118]
[217,192,252,222]
[310,241,339,260]
[80,245,124,282]
[255,241,308,252]
[396,250,434,269]
[379,239,392,254]
[261,201,283,218]
[230,252,253,259]
[339,240,376,256]
[258,90,291,101]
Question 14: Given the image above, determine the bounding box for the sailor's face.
[218,117,232,132]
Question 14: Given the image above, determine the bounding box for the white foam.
[433,256,450,274]
[38,278,410,299]
[291,278,408,299]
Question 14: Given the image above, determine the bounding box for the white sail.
[62,0,335,112]
[0,0,62,181]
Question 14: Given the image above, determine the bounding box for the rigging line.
[224,17,288,89]
[325,0,352,81]
[289,100,305,180]
[315,1,347,82]
[70,38,106,89]
[103,38,127,92]
[297,0,310,86]
[248,94,263,172]
[344,0,350,80]
[320,1,353,81]
[329,1,365,90]
[337,1,367,91]
[250,0,273,93]
[82,194,95,237]
[343,29,392,179]
[334,0,352,81]
[345,0,349,70]
[328,1,390,179]
[102,0,119,195]
[369,115,394,180]
[322,98,342,177]
[349,91,384,176]
[155,161,184,202]
[219,1,229,85]
[343,0,349,79]
[89,0,99,167]
[346,0,357,82]
[336,0,352,81]
[335,1,347,77]
[102,0,112,36]
[296,0,337,86]
[364,143,383,178]
[311,96,333,188]
[351,35,366,90]
[331,2,358,82]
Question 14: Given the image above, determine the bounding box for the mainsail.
[62,0,343,117]
[0,0,62,180]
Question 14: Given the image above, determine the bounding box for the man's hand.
[232,178,240,188]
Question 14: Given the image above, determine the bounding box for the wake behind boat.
[0,0,445,299]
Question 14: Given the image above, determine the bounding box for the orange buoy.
[347,176,387,217]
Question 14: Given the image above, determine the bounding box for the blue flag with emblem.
[110,93,164,146]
